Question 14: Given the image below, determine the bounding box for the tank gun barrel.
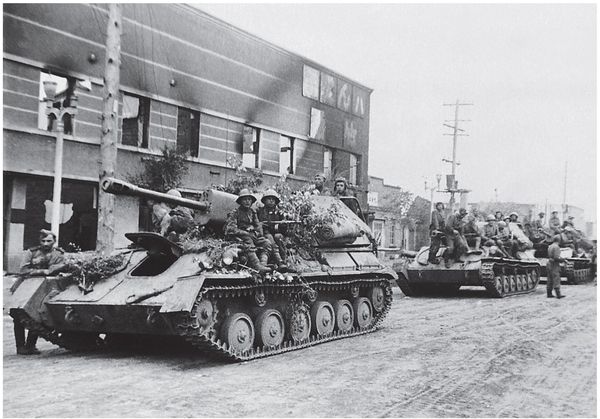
[101,177,210,211]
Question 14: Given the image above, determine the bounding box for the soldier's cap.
[568,216,575,220]
[498,221,507,228]
[236,188,257,205]
[314,173,326,181]
[486,214,496,221]
[509,212,519,218]
[551,210,558,214]
[553,235,561,242]
[261,189,280,205]
[435,202,445,207]
[166,189,182,198]
[458,208,467,214]
[334,176,348,184]
[538,212,545,216]
[39,229,56,240]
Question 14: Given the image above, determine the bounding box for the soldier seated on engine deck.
[225,189,271,273]
[257,189,288,270]
[11,229,67,355]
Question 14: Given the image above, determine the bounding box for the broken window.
[323,147,333,179]
[177,107,200,157]
[242,125,260,169]
[280,135,294,175]
[121,93,149,148]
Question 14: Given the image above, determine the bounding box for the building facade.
[367,176,429,253]
[3,4,372,271]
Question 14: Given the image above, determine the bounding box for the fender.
[9,276,70,325]
[159,274,206,313]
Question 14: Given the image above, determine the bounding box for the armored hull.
[534,247,593,284]
[396,247,541,298]
[8,183,396,361]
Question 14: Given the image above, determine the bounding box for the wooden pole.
[97,4,122,254]
[50,120,65,241]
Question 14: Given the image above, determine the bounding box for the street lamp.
[43,80,78,242]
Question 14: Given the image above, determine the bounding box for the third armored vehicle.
[8,179,396,361]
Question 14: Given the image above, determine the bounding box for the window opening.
[279,135,294,175]
[177,107,200,157]
[121,93,149,148]
[323,148,333,179]
[242,126,260,168]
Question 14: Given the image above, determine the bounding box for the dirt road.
[3,282,596,417]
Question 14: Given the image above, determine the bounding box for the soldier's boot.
[259,252,270,266]
[14,321,27,354]
[555,288,566,299]
[272,250,287,270]
[247,252,270,274]
[547,289,555,298]
[25,332,40,354]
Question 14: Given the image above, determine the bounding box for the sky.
[197,3,596,222]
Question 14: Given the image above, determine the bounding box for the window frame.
[120,92,150,149]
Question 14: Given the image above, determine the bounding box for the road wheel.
[221,313,254,354]
[288,305,311,343]
[370,286,386,312]
[526,272,534,289]
[310,301,335,336]
[255,309,285,349]
[353,297,373,329]
[334,299,354,332]
[502,275,510,294]
[494,276,504,296]
[509,275,517,292]
[516,274,523,291]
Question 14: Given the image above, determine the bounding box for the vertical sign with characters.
[302,65,320,100]
[310,108,326,140]
[337,80,352,112]
[352,86,366,117]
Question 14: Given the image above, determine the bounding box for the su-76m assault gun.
[8,178,396,361]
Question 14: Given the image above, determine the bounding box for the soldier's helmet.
[553,235,562,242]
[236,188,257,205]
[509,212,519,218]
[334,176,348,185]
[261,189,280,205]
[486,214,496,221]
[166,189,182,198]
[498,221,507,228]
[458,208,468,215]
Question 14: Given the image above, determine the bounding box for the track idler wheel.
[353,297,373,329]
[255,309,285,349]
[310,301,335,336]
[221,313,255,354]
[370,286,386,312]
[334,299,354,332]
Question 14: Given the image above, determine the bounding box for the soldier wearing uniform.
[310,173,331,196]
[225,189,271,273]
[443,208,468,267]
[257,189,288,270]
[481,215,509,257]
[12,229,66,355]
[549,211,562,234]
[547,235,566,299]
[428,202,446,264]
[533,212,545,231]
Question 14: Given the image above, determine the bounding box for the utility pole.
[442,99,473,209]
[562,160,568,220]
[97,4,122,254]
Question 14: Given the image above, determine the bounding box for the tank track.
[173,276,393,361]
[481,260,541,298]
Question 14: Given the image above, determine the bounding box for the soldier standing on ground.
[225,189,271,273]
[11,229,66,355]
[547,235,566,299]
[428,202,446,264]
